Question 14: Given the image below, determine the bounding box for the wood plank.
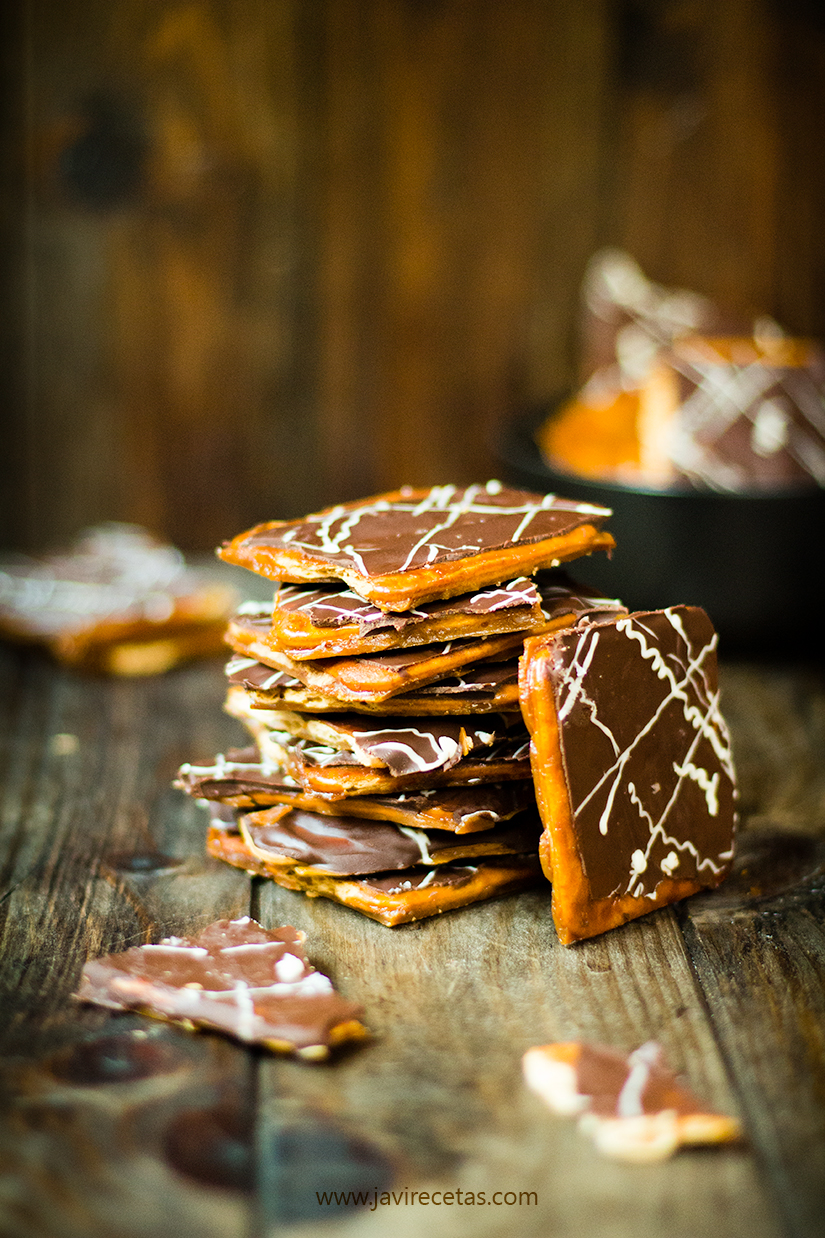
[251,878,780,1237]
[679,663,825,1238]
[0,646,255,1238]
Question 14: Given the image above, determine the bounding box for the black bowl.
[494,405,825,654]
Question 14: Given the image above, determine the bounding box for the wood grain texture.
[4,645,825,1236]
[5,1,825,551]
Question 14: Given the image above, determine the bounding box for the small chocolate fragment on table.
[218,482,614,611]
[74,917,368,1059]
[519,605,737,943]
[523,1040,742,1162]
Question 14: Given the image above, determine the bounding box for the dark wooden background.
[2,0,825,553]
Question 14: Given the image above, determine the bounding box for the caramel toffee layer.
[227,651,522,714]
[227,611,526,704]
[74,917,367,1056]
[207,831,543,926]
[269,576,545,658]
[212,802,542,876]
[519,605,736,941]
[218,482,614,609]
[176,748,536,831]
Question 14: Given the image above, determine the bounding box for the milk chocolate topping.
[74,917,366,1054]
[221,804,541,876]
[177,748,535,830]
[573,1041,713,1119]
[273,577,540,632]
[229,483,611,579]
[233,708,521,777]
[538,606,736,901]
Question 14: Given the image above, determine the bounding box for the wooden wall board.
[5,1,825,552]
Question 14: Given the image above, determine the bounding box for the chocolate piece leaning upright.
[519,606,737,943]
[218,482,614,611]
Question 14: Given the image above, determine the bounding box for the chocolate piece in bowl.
[518,605,737,943]
[218,482,614,611]
[641,336,825,491]
[74,917,369,1058]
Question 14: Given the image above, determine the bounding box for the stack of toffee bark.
[177,482,738,942]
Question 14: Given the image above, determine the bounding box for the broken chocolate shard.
[74,917,369,1057]
[523,1040,742,1162]
[206,833,543,926]
[212,802,542,877]
[176,747,536,831]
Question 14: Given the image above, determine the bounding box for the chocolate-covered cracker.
[268,577,546,659]
[0,524,235,675]
[228,651,522,715]
[218,482,613,611]
[257,727,532,799]
[210,802,541,877]
[519,606,736,943]
[74,917,368,1058]
[523,1040,741,1162]
[207,832,542,926]
[176,747,536,831]
[225,687,520,775]
[226,607,526,704]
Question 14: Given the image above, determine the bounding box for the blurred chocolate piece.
[641,336,825,490]
[74,917,368,1058]
[523,1040,741,1162]
[0,523,235,674]
[519,605,737,943]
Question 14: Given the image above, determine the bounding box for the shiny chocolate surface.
[75,917,365,1052]
[229,482,610,577]
[535,606,736,901]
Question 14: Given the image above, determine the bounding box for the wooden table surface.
[1,640,824,1238]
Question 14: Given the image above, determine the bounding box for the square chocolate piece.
[519,606,737,943]
[218,482,613,611]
